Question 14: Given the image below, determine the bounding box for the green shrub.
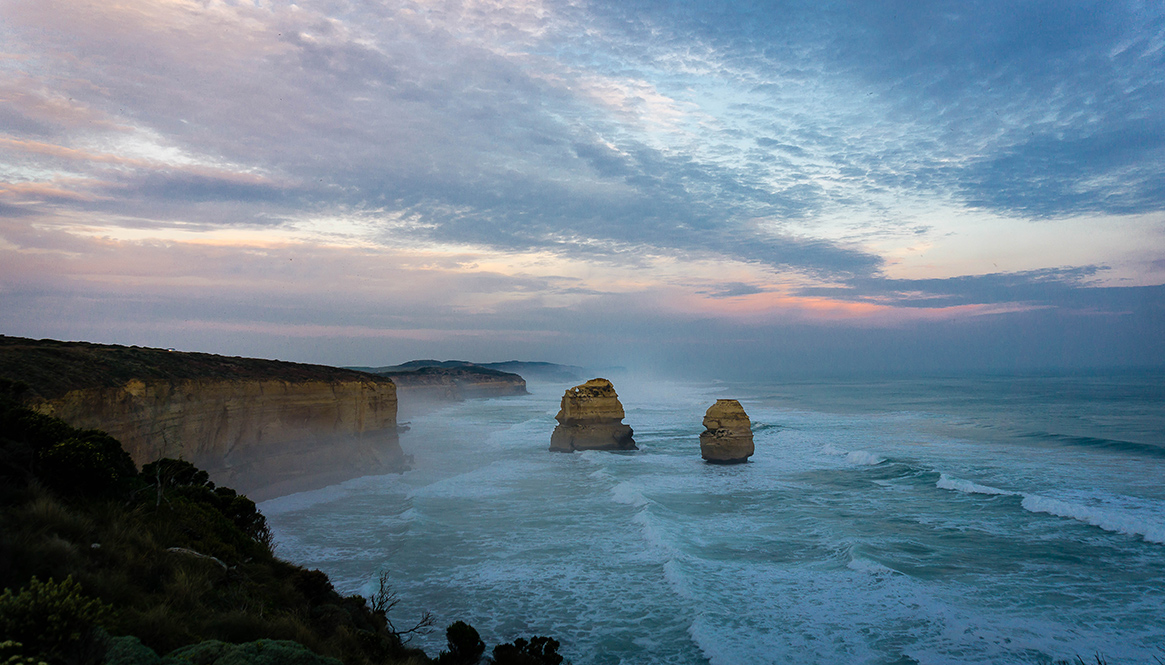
[102,636,161,665]
[0,576,111,665]
[163,639,343,665]
[0,640,49,665]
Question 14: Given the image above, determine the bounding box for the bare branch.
[368,571,435,644]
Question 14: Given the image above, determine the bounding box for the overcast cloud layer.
[1,0,1163,374]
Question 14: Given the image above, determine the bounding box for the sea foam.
[1020,495,1165,544]
[846,450,885,465]
[936,474,1165,544]
[935,473,1016,496]
[611,480,650,507]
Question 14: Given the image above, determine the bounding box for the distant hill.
[357,363,528,402]
[351,359,587,383]
[481,361,587,382]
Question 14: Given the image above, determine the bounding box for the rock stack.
[549,378,636,452]
[699,399,754,463]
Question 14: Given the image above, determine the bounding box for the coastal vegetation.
[0,378,563,665]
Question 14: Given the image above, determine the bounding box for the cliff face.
[549,378,636,452]
[33,378,404,501]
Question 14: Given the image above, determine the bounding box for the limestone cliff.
[549,378,636,452]
[34,379,404,500]
[699,399,754,464]
[0,336,406,500]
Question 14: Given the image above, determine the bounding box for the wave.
[818,444,885,466]
[662,559,694,600]
[935,473,1016,496]
[611,480,650,507]
[631,510,684,559]
[1019,431,1165,458]
[1020,495,1165,544]
[846,556,897,576]
[935,473,1165,544]
[845,451,885,465]
[750,422,783,433]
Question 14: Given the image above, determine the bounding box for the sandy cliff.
[0,336,406,500]
[32,378,405,500]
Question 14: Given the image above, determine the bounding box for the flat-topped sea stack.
[550,378,636,452]
[700,399,754,464]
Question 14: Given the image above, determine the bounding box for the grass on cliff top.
[0,335,394,402]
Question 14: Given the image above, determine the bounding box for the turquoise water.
[260,373,1165,664]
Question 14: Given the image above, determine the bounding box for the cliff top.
[0,335,393,401]
[566,377,618,397]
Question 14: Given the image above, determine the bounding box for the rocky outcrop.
[699,399,754,464]
[32,378,405,500]
[549,378,636,452]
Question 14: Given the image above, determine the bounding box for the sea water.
[260,372,1165,664]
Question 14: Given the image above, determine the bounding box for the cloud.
[0,201,36,218]
[799,266,1118,311]
[0,0,1162,372]
[698,282,765,299]
[959,120,1165,217]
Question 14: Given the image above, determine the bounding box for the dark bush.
[140,458,213,490]
[38,431,139,499]
[140,458,272,553]
[292,568,336,605]
[490,636,562,665]
[436,621,485,665]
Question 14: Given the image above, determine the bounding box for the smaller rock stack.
[549,378,636,452]
[699,399,754,463]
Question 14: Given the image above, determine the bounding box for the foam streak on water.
[262,374,1165,665]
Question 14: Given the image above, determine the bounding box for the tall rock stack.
[699,399,754,463]
[549,378,636,452]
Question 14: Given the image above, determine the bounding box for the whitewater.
[260,372,1165,664]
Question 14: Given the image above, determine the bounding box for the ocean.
[259,372,1165,664]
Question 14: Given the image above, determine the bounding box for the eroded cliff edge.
[0,336,406,500]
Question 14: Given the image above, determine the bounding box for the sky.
[1,0,1163,377]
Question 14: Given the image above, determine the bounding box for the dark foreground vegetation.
[0,378,564,665]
